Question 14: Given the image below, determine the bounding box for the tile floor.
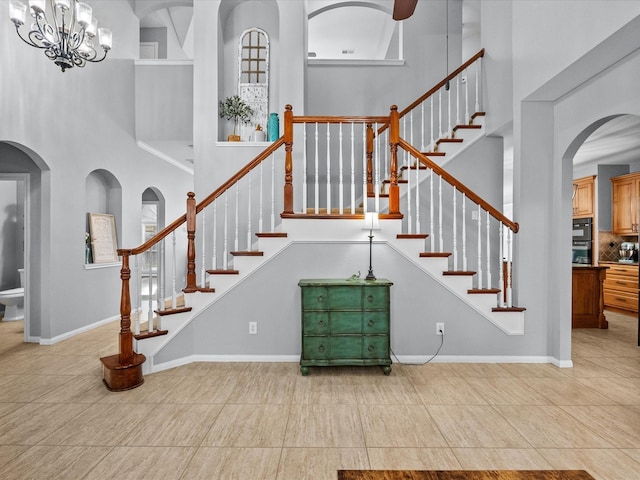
[0,311,640,479]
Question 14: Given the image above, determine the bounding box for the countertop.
[599,261,639,266]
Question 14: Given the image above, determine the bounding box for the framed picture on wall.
[88,213,119,263]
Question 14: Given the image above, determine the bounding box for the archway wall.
[513,14,640,364]
[0,3,194,341]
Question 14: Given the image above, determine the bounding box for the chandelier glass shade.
[9,0,112,72]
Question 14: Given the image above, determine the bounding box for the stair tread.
[256,232,288,238]
[419,252,452,258]
[468,288,501,294]
[207,269,239,275]
[453,124,482,131]
[436,138,464,144]
[421,151,446,156]
[492,306,526,312]
[397,234,429,239]
[443,270,476,276]
[230,251,264,256]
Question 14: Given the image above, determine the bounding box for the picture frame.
[88,213,119,263]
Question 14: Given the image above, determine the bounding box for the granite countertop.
[599,261,639,266]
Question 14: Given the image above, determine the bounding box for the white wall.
[0,1,194,340]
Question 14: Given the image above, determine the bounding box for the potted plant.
[219,95,254,141]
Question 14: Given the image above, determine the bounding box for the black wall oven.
[572,217,592,265]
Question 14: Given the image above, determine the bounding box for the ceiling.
[573,115,640,167]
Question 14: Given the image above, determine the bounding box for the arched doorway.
[0,141,50,343]
[566,114,640,347]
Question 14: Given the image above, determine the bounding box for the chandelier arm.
[14,26,47,49]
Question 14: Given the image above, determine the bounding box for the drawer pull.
[318,320,325,327]
[318,345,325,353]
[367,295,374,303]
[317,295,325,303]
[616,297,629,302]
[367,345,375,352]
[616,281,626,285]
[367,319,375,327]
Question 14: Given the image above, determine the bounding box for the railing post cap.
[285,104,292,111]
[187,191,195,198]
[390,105,398,112]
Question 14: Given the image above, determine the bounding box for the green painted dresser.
[298,278,393,375]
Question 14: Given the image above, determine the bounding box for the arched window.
[238,28,269,140]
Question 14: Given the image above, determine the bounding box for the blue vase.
[268,113,279,141]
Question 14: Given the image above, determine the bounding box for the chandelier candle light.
[9,0,112,72]
[362,212,381,281]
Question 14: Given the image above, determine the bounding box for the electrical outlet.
[436,322,444,336]
[249,321,257,335]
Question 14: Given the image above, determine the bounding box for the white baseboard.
[39,314,120,345]
[150,353,572,374]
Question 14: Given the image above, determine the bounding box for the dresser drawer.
[363,285,390,309]
[301,286,329,310]
[604,276,637,293]
[363,311,389,334]
[328,286,362,310]
[302,336,331,360]
[362,335,389,358]
[302,312,330,335]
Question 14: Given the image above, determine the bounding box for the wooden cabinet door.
[573,176,594,218]
[612,177,636,234]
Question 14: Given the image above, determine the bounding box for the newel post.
[388,105,400,215]
[283,104,294,214]
[366,123,374,198]
[100,249,146,391]
[183,192,198,292]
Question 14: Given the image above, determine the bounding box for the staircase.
[100,49,525,390]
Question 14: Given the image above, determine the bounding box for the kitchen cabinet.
[572,266,608,328]
[573,175,595,218]
[298,278,392,375]
[611,172,640,234]
[603,262,639,313]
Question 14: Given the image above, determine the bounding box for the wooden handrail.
[398,137,519,233]
[292,115,390,124]
[378,48,485,135]
[127,137,286,257]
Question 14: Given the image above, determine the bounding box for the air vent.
[342,49,355,55]
[308,52,317,58]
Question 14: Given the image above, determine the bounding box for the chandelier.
[9,0,112,72]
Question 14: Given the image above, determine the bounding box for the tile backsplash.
[598,231,636,262]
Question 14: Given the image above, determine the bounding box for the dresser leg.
[383,365,392,376]
[300,365,309,376]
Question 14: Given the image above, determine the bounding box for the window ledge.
[84,262,121,270]
[307,59,405,67]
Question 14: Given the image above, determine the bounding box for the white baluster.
[438,89,443,141]
[314,123,319,214]
[302,126,307,214]
[171,231,177,309]
[270,153,275,230]
[475,58,481,113]
[507,229,513,307]
[447,82,452,136]
[157,239,165,330]
[486,211,491,290]
[339,122,344,214]
[223,192,228,270]
[455,76,460,127]
[326,123,331,213]
[421,102,426,151]
[350,123,355,214]
[362,124,367,214]
[498,224,504,308]
[438,176,443,252]
[234,183,239,251]
[462,194,468,271]
[200,212,206,287]
[415,150,420,233]
[384,129,389,180]
[477,204,482,288]
[374,122,380,214]
[247,172,252,249]
[258,162,264,234]
[452,187,457,270]
[430,96,435,151]
[430,167,434,251]
[134,255,140,335]
[464,67,470,123]
[212,203,217,270]
[147,250,153,332]
[405,117,411,234]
